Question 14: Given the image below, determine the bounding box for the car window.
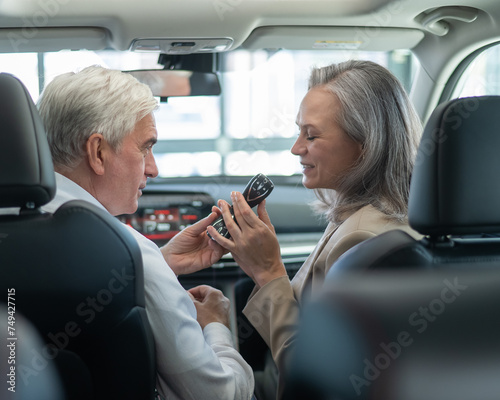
[0,48,417,178]
[451,43,500,99]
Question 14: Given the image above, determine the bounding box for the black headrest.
[0,73,55,208]
[409,96,500,236]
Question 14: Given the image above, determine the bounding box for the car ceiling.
[1,0,500,115]
[0,0,498,52]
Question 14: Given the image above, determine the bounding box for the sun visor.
[240,26,425,51]
[0,27,110,53]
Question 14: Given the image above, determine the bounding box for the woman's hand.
[207,191,287,288]
[161,206,228,276]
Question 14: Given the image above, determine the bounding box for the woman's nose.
[291,136,304,156]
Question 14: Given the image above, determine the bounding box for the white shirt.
[42,173,254,400]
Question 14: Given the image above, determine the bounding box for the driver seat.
[0,73,156,399]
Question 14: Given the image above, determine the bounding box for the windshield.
[0,49,417,178]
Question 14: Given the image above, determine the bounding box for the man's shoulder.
[122,223,158,249]
[42,173,106,214]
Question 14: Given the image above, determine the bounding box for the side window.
[0,53,40,101]
[452,44,500,98]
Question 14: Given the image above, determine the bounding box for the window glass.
[0,49,417,178]
[217,49,414,177]
[452,44,500,98]
[0,53,40,101]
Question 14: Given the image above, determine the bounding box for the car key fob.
[208,173,274,240]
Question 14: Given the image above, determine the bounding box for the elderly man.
[38,65,254,400]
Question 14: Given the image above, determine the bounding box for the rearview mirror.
[125,69,221,99]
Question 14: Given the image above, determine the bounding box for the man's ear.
[86,133,106,176]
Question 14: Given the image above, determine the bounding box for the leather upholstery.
[0,305,65,400]
[0,73,156,399]
[409,96,500,236]
[0,73,55,208]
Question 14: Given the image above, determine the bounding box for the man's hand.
[188,285,231,329]
[161,206,228,276]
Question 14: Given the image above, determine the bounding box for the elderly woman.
[207,60,423,400]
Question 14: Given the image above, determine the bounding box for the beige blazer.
[242,204,420,399]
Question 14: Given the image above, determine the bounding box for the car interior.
[1,0,500,398]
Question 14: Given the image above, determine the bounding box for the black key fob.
[208,173,274,240]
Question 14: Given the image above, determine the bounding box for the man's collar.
[53,172,108,212]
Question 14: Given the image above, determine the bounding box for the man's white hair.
[38,65,158,168]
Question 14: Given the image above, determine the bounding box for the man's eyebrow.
[144,137,158,146]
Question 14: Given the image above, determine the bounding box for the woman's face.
[291,86,362,190]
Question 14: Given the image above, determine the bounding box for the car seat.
[0,72,156,400]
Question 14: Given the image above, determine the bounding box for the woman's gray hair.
[37,65,158,169]
[308,60,422,224]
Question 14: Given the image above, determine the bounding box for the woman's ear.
[85,133,106,176]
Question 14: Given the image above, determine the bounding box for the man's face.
[97,113,159,216]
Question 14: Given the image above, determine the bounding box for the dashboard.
[117,191,214,246]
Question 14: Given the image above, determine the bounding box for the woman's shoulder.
[337,204,418,238]
[321,205,419,265]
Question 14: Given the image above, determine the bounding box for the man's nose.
[146,152,159,178]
